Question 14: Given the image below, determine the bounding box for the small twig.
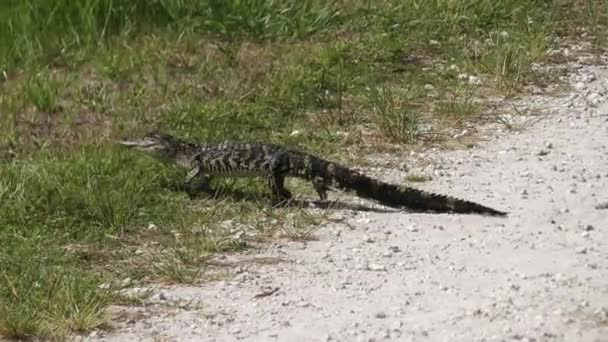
[254,286,280,299]
[1,270,19,299]
[495,114,514,129]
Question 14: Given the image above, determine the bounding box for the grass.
[0,0,606,339]
[365,84,427,145]
[434,80,482,125]
[0,268,112,338]
[23,69,64,113]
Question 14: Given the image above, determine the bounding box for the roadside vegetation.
[0,0,606,338]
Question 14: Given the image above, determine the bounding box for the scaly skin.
[118,131,507,216]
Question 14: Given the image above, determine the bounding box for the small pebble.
[375,311,387,319]
[367,263,388,272]
[391,320,403,331]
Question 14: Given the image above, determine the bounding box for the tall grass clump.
[0,0,339,72]
[366,84,426,145]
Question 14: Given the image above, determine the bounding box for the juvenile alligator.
[118,131,507,216]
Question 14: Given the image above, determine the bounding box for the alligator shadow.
[164,183,397,213]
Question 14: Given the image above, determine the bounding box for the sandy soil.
[85,51,608,342]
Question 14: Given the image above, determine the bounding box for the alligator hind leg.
[184,166,215,199]
[268,173,292,207]
[312,176,329,201]
[267,153,293,207]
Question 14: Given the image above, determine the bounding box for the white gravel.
[84,52,608,342]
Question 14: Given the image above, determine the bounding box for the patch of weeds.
[0,0,341,71]
[152,260,202,285]
[0,147,189,338]
[0,257,113,339]
[434,81,481,125]
[0,92,19,145]
[190,1,340,40]
[113,288,154,306]
[365,84,427,145]
[490,104,545,132]
[23,69,64,113]
[260,204,325,241]
[580,0,608,46]
[150,229,214,285]
[135,200,253,284]
[97,49,143,83]
[1,149,147,235]
[280,224,319,242]
[476,31,550,93]
[493,113,518,131]
[38,274,112,334]
[159,99,303,143]
[554,0,608,46]
[76,82,115,114]
[0,142,273,335]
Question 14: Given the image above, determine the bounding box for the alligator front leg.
[184,165,215,199]
[312,176,329,201]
